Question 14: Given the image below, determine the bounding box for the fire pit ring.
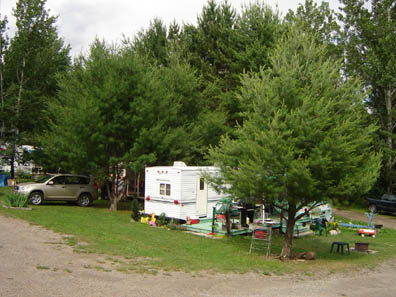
[355,242,369,252]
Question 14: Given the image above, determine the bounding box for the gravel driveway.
[1,214,396,297]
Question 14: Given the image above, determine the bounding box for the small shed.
[144,162,227,220]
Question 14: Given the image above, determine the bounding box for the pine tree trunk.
[386,88,393,193]
[280,203,297,259]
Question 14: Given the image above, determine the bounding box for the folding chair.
[249,224,272,258]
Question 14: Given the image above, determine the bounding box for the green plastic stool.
[330,241,350,255]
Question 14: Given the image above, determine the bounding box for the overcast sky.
[1,0,339,57]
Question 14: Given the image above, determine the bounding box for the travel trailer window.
[160,183,171,196]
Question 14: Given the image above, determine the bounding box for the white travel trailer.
[144,162,227,220]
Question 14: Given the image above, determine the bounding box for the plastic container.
[0,174,9,187]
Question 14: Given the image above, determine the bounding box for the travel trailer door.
[196,176,208,216]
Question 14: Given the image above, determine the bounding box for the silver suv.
[13,174,98,206]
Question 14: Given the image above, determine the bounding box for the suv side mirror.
[48,181,54,185]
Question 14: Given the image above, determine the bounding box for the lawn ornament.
[366,211,377,227]
[140,216,149,224]
[149,213,157,226]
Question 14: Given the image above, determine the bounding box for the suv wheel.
[77,193,91,207]
[29,191,43,205]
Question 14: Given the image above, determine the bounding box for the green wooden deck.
[184,215,313,236]
[184,218,251,235]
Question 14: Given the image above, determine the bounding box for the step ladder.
[249,224,272,258]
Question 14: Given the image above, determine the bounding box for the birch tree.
[2,0,70,177]
[0,15,8,141]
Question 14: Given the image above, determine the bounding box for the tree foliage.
[41,40,224,210]
[182,1,284,127]
[235,1,284,75]
[132,18,172,66]
[339,0,396,193]
[208,26,381,258]
[0,0,70,177]
[0,14,8,139]
[4,0,70,135]
[40,41,145,209]
[126,48,227,171]
[285,0,341,58]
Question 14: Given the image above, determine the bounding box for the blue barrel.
[0,174,9,187]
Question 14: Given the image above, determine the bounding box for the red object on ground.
[145,196,151,201]
[190,219,200,224]
[358,228,376,236]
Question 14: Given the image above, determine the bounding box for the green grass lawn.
[1,186,396,275]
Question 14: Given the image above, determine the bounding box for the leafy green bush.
[130,198,141,222]
[156,212,168,226]
[328,220,339,231]
[3,192,29,208]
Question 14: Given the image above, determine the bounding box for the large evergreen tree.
[41,40,220,210]
[126,46,227,171]
[41,41,145,210]
[285,0,341,58]
[128,15,230,166]
[182,0,284,127]
[339,0,396,193]
[187,0,237,91]
[131,18,170,66]
[208,26,381,258]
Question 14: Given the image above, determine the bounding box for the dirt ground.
[1,213,396,297]
[333,208,396,229]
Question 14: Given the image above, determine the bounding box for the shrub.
[130,198,141,222]
[328,221,339,231]
[3,192,29,208]
[156,213,168,226]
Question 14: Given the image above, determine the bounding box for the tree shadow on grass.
[91,199,132,211]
